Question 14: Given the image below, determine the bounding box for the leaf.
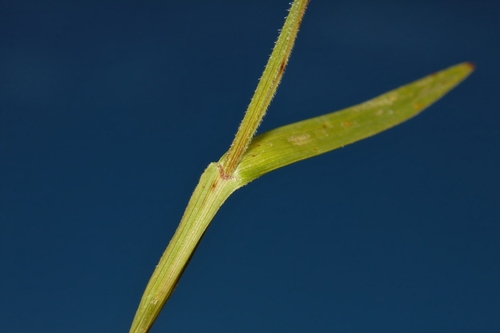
[235,62,474,184]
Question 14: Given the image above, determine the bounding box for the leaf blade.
[236,62,474,183]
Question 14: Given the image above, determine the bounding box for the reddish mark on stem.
[278,61,286,76]
[217,164,232,180]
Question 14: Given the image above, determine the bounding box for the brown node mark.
[217,164,232,181]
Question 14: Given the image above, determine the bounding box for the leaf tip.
[465,61,475,71]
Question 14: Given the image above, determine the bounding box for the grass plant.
[129,1,473,332]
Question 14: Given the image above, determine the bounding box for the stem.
[129,1,310,331]
[130,163,242,333]
[220,0,309,176]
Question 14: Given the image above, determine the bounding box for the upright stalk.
[130,1,309,332]
[220,0,309,176]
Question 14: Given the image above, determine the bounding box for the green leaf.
[235,62,474,184]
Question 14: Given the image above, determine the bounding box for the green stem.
[130,163,243,333]
[220,0,309,176]
[129,3,310,331]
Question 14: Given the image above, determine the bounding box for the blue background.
[1,1,499,332]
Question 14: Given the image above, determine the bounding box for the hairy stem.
[220,0,309,176]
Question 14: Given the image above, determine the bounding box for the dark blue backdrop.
[1,1,499,332]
